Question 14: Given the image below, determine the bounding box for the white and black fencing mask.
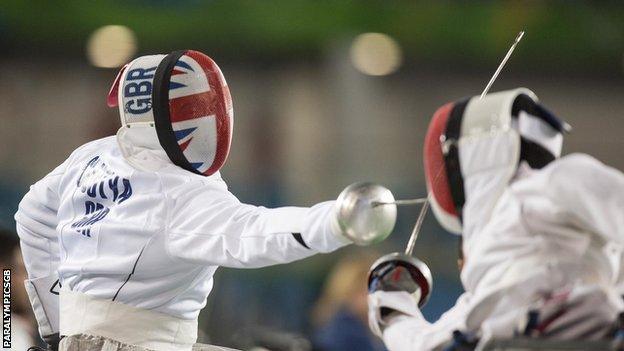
[423,88,570,235]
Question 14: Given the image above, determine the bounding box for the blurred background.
[1,1,623,350]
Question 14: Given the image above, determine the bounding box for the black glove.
[44,333,60,351]
[28,333,60,351]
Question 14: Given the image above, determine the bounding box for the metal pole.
[372,198,428,207]
[403,30,525,256]
[480,31,524,98]
[404,195,430,255]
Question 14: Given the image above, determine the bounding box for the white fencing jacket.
[378,154,624,351]
[15,136,349,345]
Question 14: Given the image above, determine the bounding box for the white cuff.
[300,201,351,253]
[25,274,60,337]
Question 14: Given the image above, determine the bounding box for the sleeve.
[382,293,471,351]
[165,184,350,268]
[14,160,68,338]
[540,154,624,245]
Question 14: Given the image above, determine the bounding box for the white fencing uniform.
[16,136,349,350]
[376,154,624,350]
[369,89,623,350]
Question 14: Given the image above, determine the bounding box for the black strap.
[443,98,469,222]
[152,50,203,175]
[512,93,561,169]
[520,137,556,169]
[291,233,310,249]
[512,94,568,133]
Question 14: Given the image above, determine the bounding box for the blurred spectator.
[311,252,386,351]
[0,227,39,350]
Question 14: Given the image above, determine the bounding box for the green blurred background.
[3,0,624,71]
[1,1,623,349]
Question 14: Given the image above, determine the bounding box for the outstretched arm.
[165,183,350,268]
[367,253,471,351]
[369,291,472,351]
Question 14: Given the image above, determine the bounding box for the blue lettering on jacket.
[72,156,133,237]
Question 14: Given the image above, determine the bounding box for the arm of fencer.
[14,163,66,339]
[380,292,472,351]
[166,187,349,268]
[540,154,624,245]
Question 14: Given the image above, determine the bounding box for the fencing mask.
[423,88,569,234]
[108,50,233,176]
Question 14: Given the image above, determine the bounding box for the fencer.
[368,88,624,350]
[15,50,397,351]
